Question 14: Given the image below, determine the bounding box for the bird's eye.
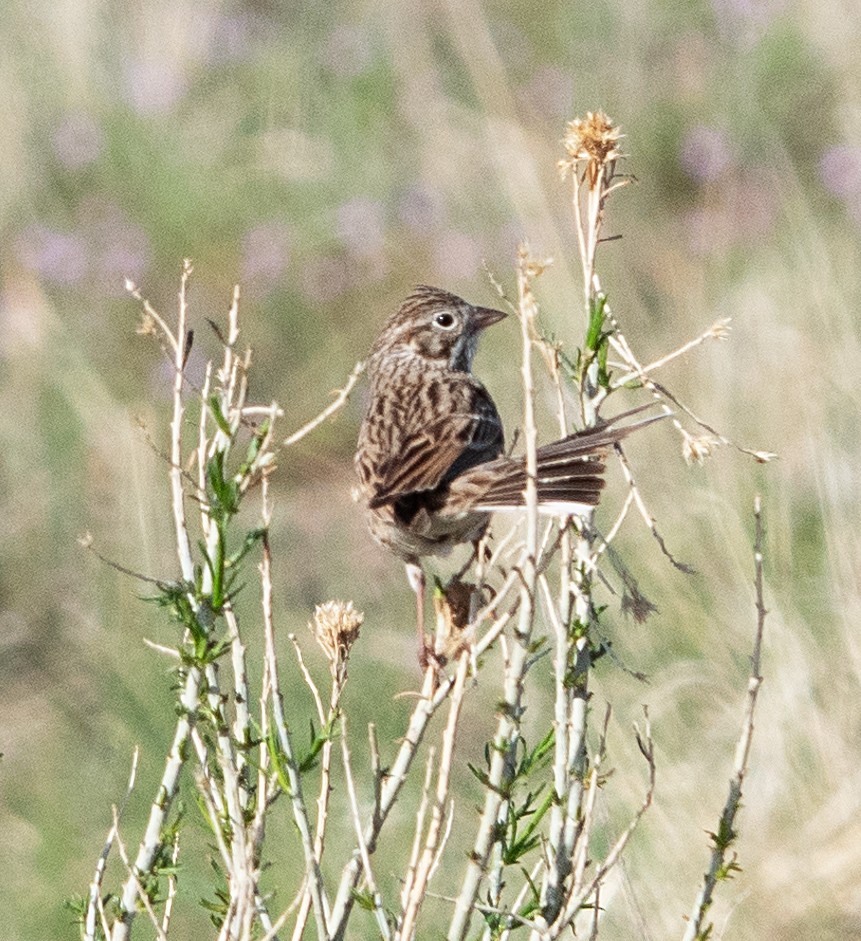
[434,312,456,329]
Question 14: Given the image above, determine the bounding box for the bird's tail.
[450,405,666,514]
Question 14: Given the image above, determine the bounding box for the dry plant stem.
[571,708,612,897]
[282,360,365,447]
[545,714,656,941]
[196,770,234,872]
[613,444,691,573]
[340,717,392,941]
[259,896,305,941]
[611,318,732,389]
[112,811,171,941]
[328,600,523,941]
[538,148,611,933]
[84,749,139,941]
[204,291,253,802]
[291,635,344,941]
[400,750,437,919]
[497,860,545,941]
[190,727,226,817]
[260,526,331,940]
[603,300,773,463]
[191,291,261,939]
[329,666,436,939]
[447,249,541,941]
[682,497,767,941]
[112,261,202,941]
[399,652,470,941]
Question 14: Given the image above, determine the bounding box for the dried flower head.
[312,600,363,672]
[709,318,732,340]
[559,111,623,185]
[517,244,553,280]
[136,312,157,337]
[682,430,721,465]
[621,584,659,624]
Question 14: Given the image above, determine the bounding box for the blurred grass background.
[2,0,860,938]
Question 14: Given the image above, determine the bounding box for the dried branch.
[447,247,542,941]
[282,361,365,447]
[682,497,768,941]
[84,749,139,941]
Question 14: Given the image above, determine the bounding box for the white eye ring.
[434,312,456,329]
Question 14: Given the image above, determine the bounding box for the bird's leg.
[453,540,481,582]
[405,561,431,670]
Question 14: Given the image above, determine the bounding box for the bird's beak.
[472,305,507,330]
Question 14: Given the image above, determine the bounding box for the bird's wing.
[366,383,503,509]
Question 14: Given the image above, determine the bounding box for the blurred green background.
[2,0,860,938]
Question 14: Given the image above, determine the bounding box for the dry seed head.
[682,430,721,465]
[136,312,157,337]
[517,244,553,280]
[559,111,623,185]
[312,600,363,669]
[710,318,732,340]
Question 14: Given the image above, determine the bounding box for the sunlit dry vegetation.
[2,2,860,940]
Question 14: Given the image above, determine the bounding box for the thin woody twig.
[112,260,202,941]
[400,750,435,918]
[546,710,656,940]
[682,497,768,941]
[448,247,542,941]
[283,361,365,447]
[161,832,181,937]
[613,443,694,574]
[84,749,139,941]
[341,716,392,941]
[289,634,327,725]
[611,318,732,389]
[400,652,470,940]
[112,809,171,941]
[261,526,331,941]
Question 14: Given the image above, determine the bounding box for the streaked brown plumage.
[354,285,660,665]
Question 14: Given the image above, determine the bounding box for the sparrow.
[355,285,660,666]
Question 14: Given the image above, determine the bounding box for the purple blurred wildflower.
[300,256,353,304]
[398,184,444,234]
[433,230,482,281]
[336,197,386,259]
[52,113,104,168]
[16,225,89,285]
[709,0,785,38]
[819,146,861,200]
[680,126,733,183]
[78,197,151,294]
[205,12,255,63]
[241,221,291,292]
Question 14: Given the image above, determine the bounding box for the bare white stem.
[447,248,541,941]
[261,530,331,940]
[682,497,768,941]
[400,750,436,919]
[400,653,470,940]
[611,318,732,389]
[283,361,365,447]
[113,264,202,941]
[546,714,656,939]
[112,809,171,941]
[340,717,392,941]
[84,749,139,941]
